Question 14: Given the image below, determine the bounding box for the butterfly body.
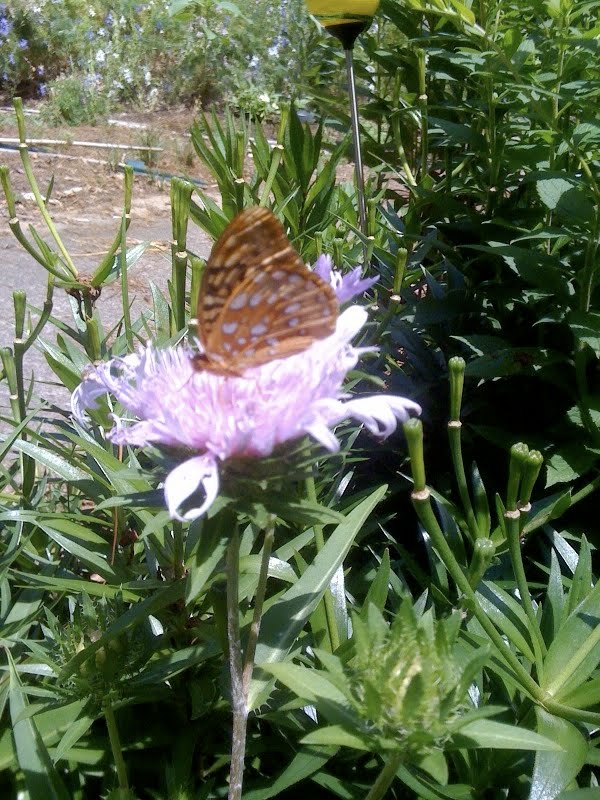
[194,207,337,376]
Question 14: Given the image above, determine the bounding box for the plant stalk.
[104,703,129,792]
[227,526,246,800]
[364,751,403,800]
[306,474,341,652]
[12,97,78,278]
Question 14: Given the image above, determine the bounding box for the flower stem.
[242,517,275,695]
[364,751,403,800]
[119,216,133,352]
[447,357,480,541]
[170,178,193,333]
[411,485,543,701]
[447,421,480,541]
[12,97,77,279]
[306,475,340,652]
[104,702,129,792]
[226,516,277,798]
[172,519,185,581]
[504,510,546,662]
[227,526,246,800]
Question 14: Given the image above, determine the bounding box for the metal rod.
[344,47,368,260]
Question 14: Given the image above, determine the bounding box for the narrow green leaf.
[185,517,230,604]
[242,747,338,800]
[36,520,121,582]
[128,642,221,688]
[450,719,561,751]
[13,440,90,482]
[476,582,537,662]
[52,710,95,764]
[396,764,473,800]
[362,549,391,614]
[150,280,171,341]
[566,535,593,614]
[248,485,387,709]
[302,725,372,751]
[542,579,600,699]
[529,708,587,800]
[559,677,600,710]
[540,549,566,645]
[568,311,600,358]
[8,653,70,800]
[263,662,349,708]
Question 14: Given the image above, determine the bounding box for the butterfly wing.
[197,207,337,374]
[210,260,337,370]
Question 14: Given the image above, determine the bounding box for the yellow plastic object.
[306,0,380,47]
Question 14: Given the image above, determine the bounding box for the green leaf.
[264,662,351,715]
[266,499,346,527]
[529,708,587,800]
[568,311,600,358]
[52,709,95,764]
[541,579,600,699]
[566,535,593,614]
[242,747,338,800]
[184,515,230,604]
[396,763,473,800]
[476,581,537,662]
[535,176,580,210]
[128,642,221,688]
[0,699,89,771]
[362,549,391,614]
[559,676,600,710]
[35,518,121,582]
[573,121,600,147]
[8,653,70,800]
[521,491,571,533]
[12,440,90,482]
[301,725,373,751]
[540,550,566,644]
[149,280,171,341]
[248,485,387,709]
[450,719,561,751]
[10,571,142,602]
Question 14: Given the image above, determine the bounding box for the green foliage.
[2,0,600,792]
[297,0,600,502]
[0,0,319,116]
[40,74,110,126]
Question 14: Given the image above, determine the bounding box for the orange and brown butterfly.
[192,206,338,377]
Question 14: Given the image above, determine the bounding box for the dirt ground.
[0,103,355,421]
[0,105,219,253]
[0,105,219,417]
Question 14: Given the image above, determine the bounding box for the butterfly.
[193,206,338,376]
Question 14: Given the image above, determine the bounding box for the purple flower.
[0,17,11,37]
[18,38,28,49]
[72,266,419,521]
[313,254,378,304]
